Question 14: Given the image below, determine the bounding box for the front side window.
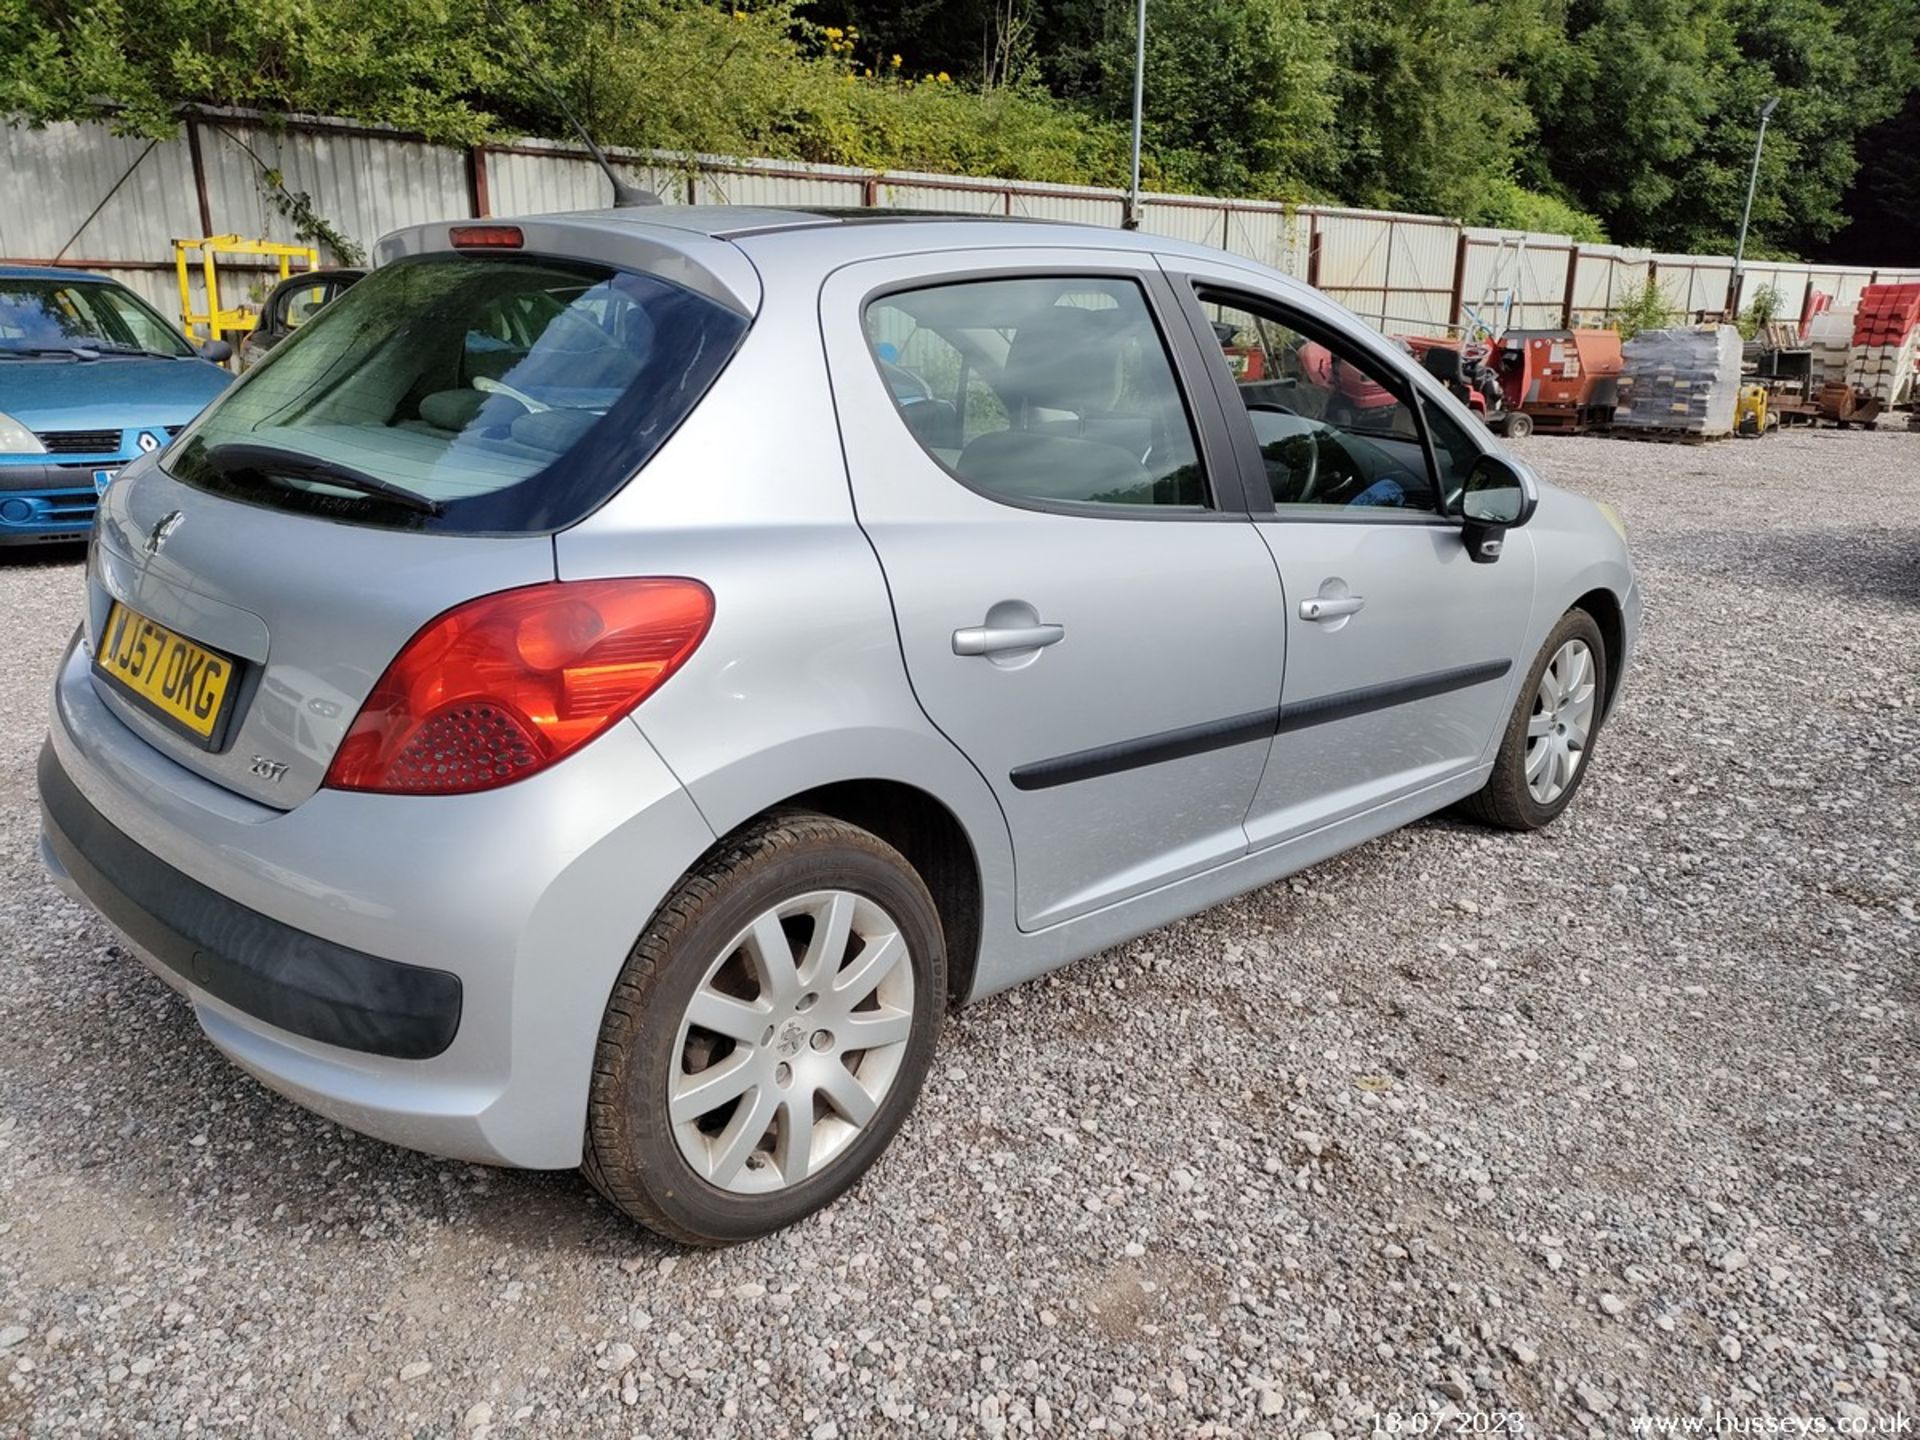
[1201,295,1437,512]
[0,278,194,358]
[166,253,747,534]
[865,276,1209,511]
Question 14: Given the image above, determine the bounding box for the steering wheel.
[472,375,550,413]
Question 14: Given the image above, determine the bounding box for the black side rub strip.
[1272,658,1512,735]
[1009,660,1512,791]
[1010,708,1278,792]
[37,742,462,1059]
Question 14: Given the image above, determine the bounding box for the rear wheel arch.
[770,779,983,1009]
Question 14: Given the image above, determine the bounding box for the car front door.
[821,251,1284,930]
[1166,262,1538,849]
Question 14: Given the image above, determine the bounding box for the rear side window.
[166,254,747,533]
[865,276,1210,511]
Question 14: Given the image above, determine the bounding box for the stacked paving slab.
[1846,284,1920,406]
[1805,307,1857,387]
[1614,325,1744,437]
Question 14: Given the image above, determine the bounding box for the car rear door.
[820,250,1284,931]
[1163,259,1537,849]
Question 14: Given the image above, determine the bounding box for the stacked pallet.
[1805,307,1857,387]
[1614,325,1743,437]
[1846,284,1920,405]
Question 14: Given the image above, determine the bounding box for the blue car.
[0,266,232,547]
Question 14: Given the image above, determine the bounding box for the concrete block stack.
[1614,325,1744,436]
[1846,284,1920,406]
[1805,307,1857,387]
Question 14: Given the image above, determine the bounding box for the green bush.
[1736,283,1786,340]
[1465,178,1608,244]
[1608,277,1680,340]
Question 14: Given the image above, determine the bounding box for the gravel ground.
[1,425,1915,1439]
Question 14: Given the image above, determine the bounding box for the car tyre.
[1459,608,1608,831]
[582,811,945,1245]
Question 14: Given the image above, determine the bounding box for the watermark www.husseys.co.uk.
[1630,1415,1912,1436]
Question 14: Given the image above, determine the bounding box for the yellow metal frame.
[174,235,319,340]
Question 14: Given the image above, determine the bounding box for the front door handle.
[1299,595,1366,622]
[953,622,1066,656]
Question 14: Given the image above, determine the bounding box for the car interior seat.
[955,304,1168,503]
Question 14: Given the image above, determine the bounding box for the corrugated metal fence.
[6,108,1917,335]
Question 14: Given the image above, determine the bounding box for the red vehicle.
[1297,340,1404,428]
[1401,335,1531,437]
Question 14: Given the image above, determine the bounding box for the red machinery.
[1402,335,1530,436]
[1488,330,1623,433]
[1401,329,1623,436]
[1297,340,1403,427]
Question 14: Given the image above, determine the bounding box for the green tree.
[1528,0,1729,247]
[1035,0,1341,198]
[1325,0,1538,218]
[1828,82,1920,262]
[0,0,1909,257]
[1530,0,1919,252]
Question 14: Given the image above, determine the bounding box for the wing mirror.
[1459,454,1537,564]
[199,339,234,363]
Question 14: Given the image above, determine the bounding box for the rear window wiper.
[204,442,445,516]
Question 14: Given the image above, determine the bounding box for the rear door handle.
[1299,595,1365,622]
[952,622,1065,656]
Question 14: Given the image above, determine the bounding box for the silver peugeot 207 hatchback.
[39,208,1638,1244]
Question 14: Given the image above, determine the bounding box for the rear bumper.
[39,742,463,1059]
[40,633,716,1167]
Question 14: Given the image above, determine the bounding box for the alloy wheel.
[668,890,915,1194]
[1525,637,1597,805]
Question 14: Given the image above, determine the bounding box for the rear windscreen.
[164,253,748,533]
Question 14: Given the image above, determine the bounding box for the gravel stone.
[3,426,1919,1435]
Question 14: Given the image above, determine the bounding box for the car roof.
[585,203,1147,244]
[377,203,1303,320]
[538,204,1262,272]
[0,264,116,284]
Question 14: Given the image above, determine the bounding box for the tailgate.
[87,463,554,809]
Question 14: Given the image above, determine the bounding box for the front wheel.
[583,813,946,1245]
[1460,609,1608,830]
[1502,411,1535,439]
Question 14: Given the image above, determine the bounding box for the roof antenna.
[484,0,661,208]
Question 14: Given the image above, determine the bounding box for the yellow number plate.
[94,601,238,744]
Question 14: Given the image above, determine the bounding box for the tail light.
[324,579,712,796]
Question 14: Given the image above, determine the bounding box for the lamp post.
[1730,95,1779,314]
[1123,0,1146,229]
